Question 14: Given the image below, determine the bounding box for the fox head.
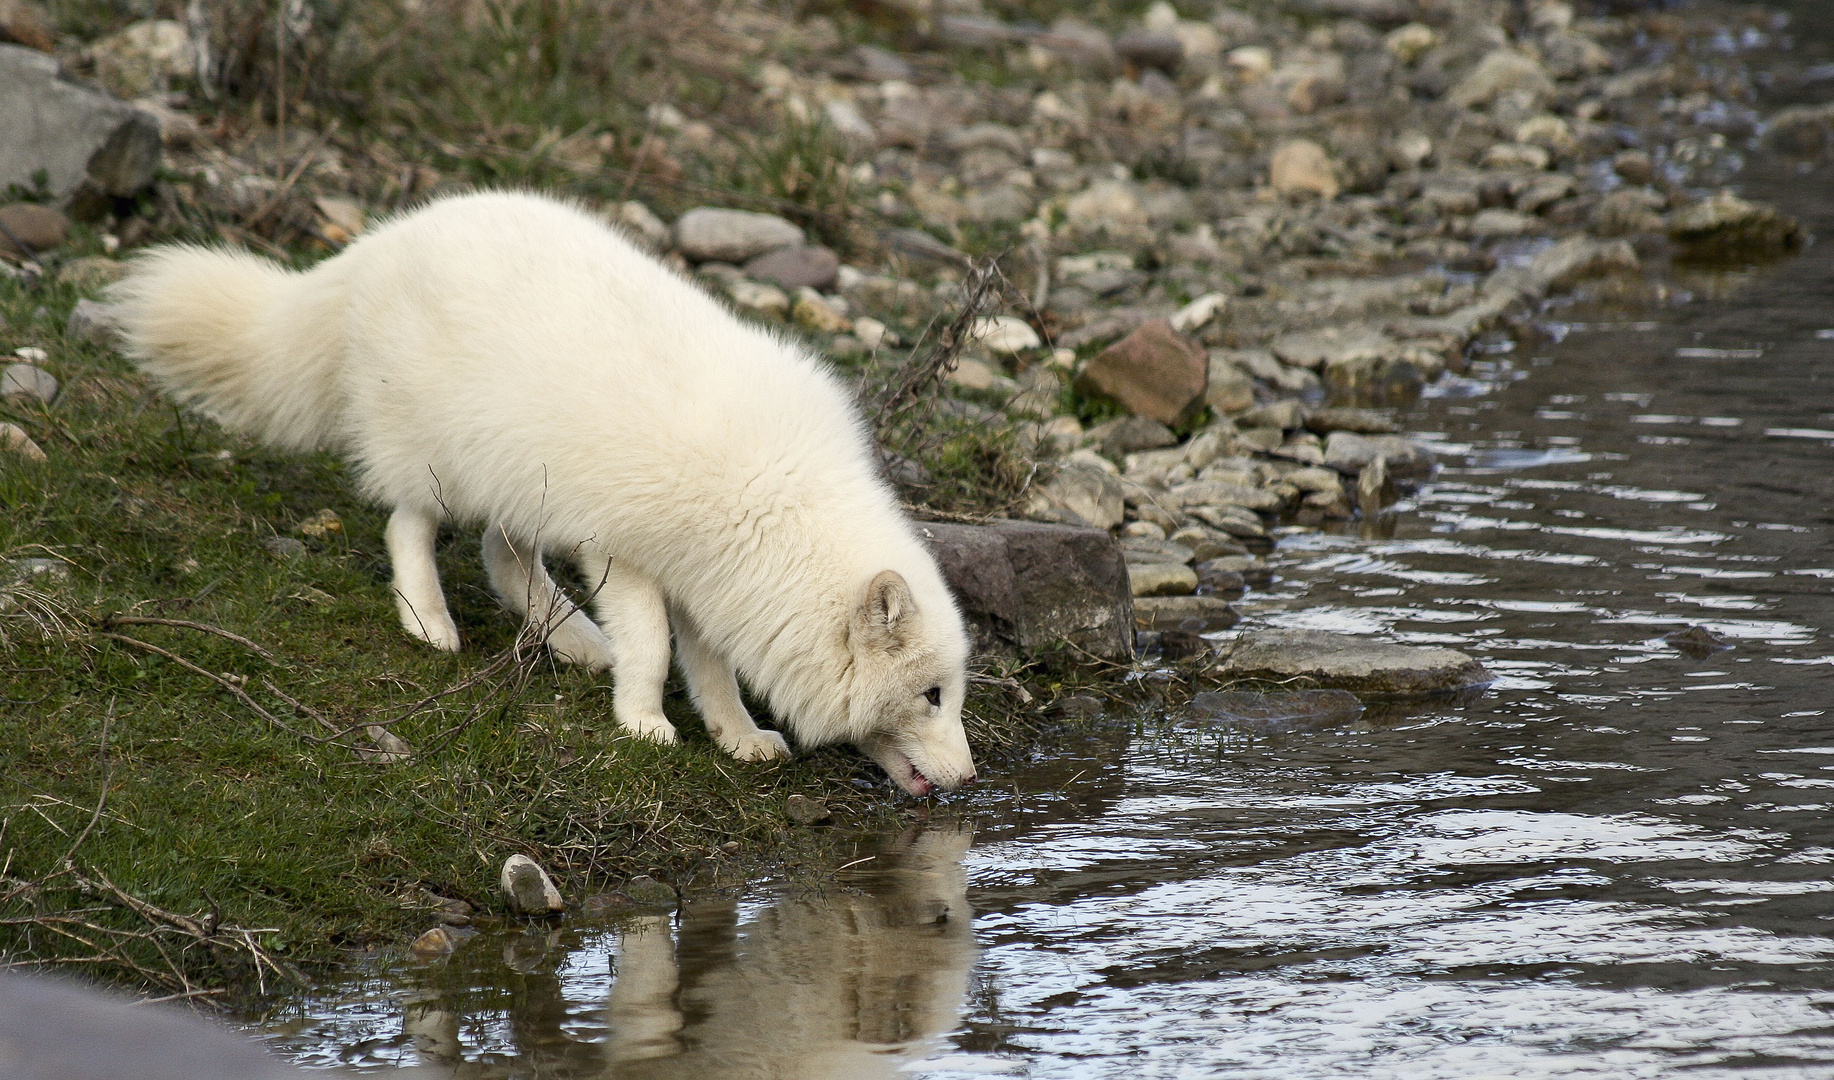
[843,570,975,796]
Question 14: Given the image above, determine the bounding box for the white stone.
[1,422,46,461]
[1170,292,1226,334]
[852,316,888,349]
[673,207,804,263]
[726,278,789,318]
[1269,140,1340,200]
[1128,562,1198,598]
[615,201,670,250]
[970,315,1041,354]
[946,357,998,391]
[2,363,57,403]
[500,854,565,915]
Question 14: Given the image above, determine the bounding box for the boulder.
[673,207,804,263]
[919,519,1134,660]
[1128,562,1197,597]
[1074,319,1207,426]
[0,44,162,209]
[1087,414,1178,458]
[1184,688,1364,732]
[1216,629,1491,697]
[86,19,191,98]
[743,244,839,291]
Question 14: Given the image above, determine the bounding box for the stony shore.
[0,0,1822,993]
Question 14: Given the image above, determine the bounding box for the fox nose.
[963,772,977,785]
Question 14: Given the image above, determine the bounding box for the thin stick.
[101,617,280,664]
[94,633,321,743]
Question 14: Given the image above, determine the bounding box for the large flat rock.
[0,44,161,209]
[1216,629,1490,697]
[919,519,1133,660]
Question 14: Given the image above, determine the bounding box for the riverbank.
[3,0,1826,1001]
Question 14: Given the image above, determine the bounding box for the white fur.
[111,191,975,792]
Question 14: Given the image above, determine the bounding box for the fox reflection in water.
[405,826,976,1078]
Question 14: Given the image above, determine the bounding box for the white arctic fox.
[111,192,974,794]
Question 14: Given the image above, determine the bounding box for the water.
[263,78,1834,1080]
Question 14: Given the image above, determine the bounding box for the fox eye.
[923,686,942,708]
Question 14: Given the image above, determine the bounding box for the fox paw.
[722,729,790,763]
[620,712,680,745]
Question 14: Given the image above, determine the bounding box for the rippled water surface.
[264,153,1834,1080]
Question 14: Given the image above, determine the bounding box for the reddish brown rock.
[0,202,67,256]
[1074,319,1207,427]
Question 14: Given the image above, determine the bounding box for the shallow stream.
[261,90,1834,1080]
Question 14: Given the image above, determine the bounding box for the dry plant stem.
[870,257,1004,435]
[93,632,327,744]
[101,616,281,664]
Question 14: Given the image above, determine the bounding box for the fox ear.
[860,569,916,647]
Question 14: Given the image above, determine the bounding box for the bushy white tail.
[110,246,351,451]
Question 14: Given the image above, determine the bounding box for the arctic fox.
[111,192,975,794]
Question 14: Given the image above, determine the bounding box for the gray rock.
[261,536,307,560]
[500,853,565,916]
[673,207,804,264]
[1168,479,1283,513]
[1237,400,1307,431]
[1447,49,1553,109]
[1323,431,1435,477]
[1193,560,1246,597]
[1120,537,1196,565]
[1088,415,1179,458]
[1217,629,1491,697]
[743,245,839,291]
[885,227,968,267]
[1128,561,1197,597]
[1115,29,1182,73]
[0,422,45,461]
[0,972,318,1079]
[1,361,56,403]
[1133,595,1240,633]
[785,794,832,825]
[66,298,121,345]
[1306,407,1397,435]
[919,518,1134,660]
[0,44,162,208]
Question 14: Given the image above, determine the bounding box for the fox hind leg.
[481,523,614,670]
[673,611,789,762]
[386,505,461,652]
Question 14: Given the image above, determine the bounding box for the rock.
[1184,689,1364,732]
[1612,149,1654,185]
[1668,191,1802,258]
[1,421,45,461]
[1323,431,1434,477]
[1385,22,1439,64]
[1089,415,1179,458]
[965,184,1035,224]
[1447,50,1553,109]
[1,362,55,403]
[622,874,677,908]
[313,197,365,240]
[1665,624,1733,659]
[1590,188,1666,237]
[1485,235,1638,300]
[946,357,998,391]
[1030,464,1126,530]
[297,508,342,538]
[919,518,1134,660]
[0,202,66,255]
[1356,454,1390,516]
[1762,103,1834,157]
[1205,359,1255,415]
[970,315,1041,355]
[1128,562,1197,598]
[785,794,832,825]
[0,971,329,1079]
[1306,407,1397,435]
[1120,537,1195,565]
[1133,595,1239,633]
[1468,208,1538,238]
[1170,292,1226,334]
[59,257,126,290]
[410,925,464,958]
[1168,479,1282,513]
[885,227,968,267]
[790,288,851,333]
[614,200,670,250]
[87,19,191,98]
[1075,319,1207,427]
[1479,143,1550,172]
[725,278,789,319]
[1216,629,1491,697]
[0,0,54,51]
[0,44,163,207]
[1269,139,1340,200]
[1065,179,1148,231]
[1237,400,1306,431]
[1193,560,1246,597]
[673,207,804,263]
[744,245,839,291]
[1116,29,1183,74]
[1389,130,1434,170]
[500,853,565,916]
[1515,115,1577,156]
[261,536,306,560]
